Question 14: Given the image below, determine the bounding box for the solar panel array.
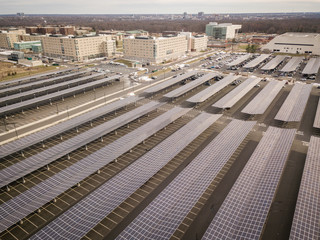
[313,98,320,129]
[163,72,217,98]
[261,55,287,71]
[0,95,141,159]
[0,101,162,188]
[0,106,190,233]
[30,112,221,239]
[202,127,296,240]
[289,136,320,240]
[243,54,270,69]
[302,57,320,75]
[0,71,87,96]
[116,119,256,240]
[212,77,261,109]
[0,72,105,105]
[0,75,120,117]
[280,57,304,73]
[227,54,252,67]
[0,67,79,89]
[187,74,240,103]
[275,83,312,122]
[241,80,285,115]
[144,71,197,94]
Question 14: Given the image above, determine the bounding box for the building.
[41,34,116,61]
[31,44,42,53]
[0,29,26,49]
[191,35,208,51]
[19,34,44,42]
[198,12,204,18]
[59,26,75,36]
[262,32,320,55]
[123,35,188,64]
[26,26,75,35]
[205,22,241,40]
[14,41,42,52]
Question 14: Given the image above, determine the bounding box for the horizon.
[1,0,320,15]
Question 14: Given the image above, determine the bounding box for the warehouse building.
[123,35,188,64]
[205,22,241,40]
[41,34,116,61]
[262,32,320,55]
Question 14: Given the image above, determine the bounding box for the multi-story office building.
[123,35,188,64]
[262,32,320,55]
[191,35,208,51]
[19,34,44,42]
[41,34,115,61]
[0,29,26,49]
[205,22,241,40]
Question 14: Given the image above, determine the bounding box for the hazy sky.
[1,0,319,14]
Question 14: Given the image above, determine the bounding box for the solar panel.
[0,101,162,188]
[0,67,79,89]
[280,57,303,73]
[144,71,197,94]
[0,106,192,233]
[0,70,88,97]
[227,54,252,67]
[202,127,296,240]
[313,98,320,129]
[243,54,270,69]
[29,112,221,239]
[302,57,320,75]
[0,95,141,159]
[275,83,312,122]
[116,119,256,239]
[289,136,320,240]
[241,80,285,115]
[163,72,217,98]
[187,74,240,103]
[0,72,105,105]
[0,75,120,117]
[212,77,261,109]
[261,55,287,71]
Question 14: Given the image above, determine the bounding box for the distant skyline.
[1,0,320,14]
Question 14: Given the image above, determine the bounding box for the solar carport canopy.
[302,57,320,75]
[261,55,287,71]
[0,96,141,159]
[280,57,303,73]
[144,71,197,94]
[227,54,251,67]
[0,75,119,117]
[0,67,79,89]
[243,54,270,69]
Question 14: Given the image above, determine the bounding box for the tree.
[246,44,259,53]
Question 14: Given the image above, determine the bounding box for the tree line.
[0,15,320,34]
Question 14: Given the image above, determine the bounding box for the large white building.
[123,35,188,64]
[262,32,320,55]
[205,22,241,40]
[41,34,116,61]
[123,33,207,64]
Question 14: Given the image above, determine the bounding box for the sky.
[0,0,319,14]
